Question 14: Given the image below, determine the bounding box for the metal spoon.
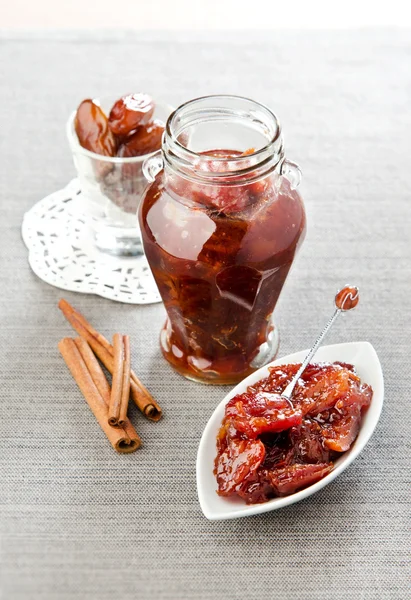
[280,285,359,403]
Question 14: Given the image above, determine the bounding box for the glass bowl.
[66,97,173,256]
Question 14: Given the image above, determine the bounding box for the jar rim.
[163,94,285,183]
[165,94,282,159]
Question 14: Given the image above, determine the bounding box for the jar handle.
[142,151,164,183]
[281,159,302,189]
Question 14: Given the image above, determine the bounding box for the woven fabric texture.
[0,29,410,600]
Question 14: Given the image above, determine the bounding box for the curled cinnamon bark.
[108,334,131,427]
[74,337,139,444]
[73,336,111,401]
[119,335,131,426]
[59,337,141,453]
[58,299,162,421]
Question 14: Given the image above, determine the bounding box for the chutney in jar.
[139,96,306,384]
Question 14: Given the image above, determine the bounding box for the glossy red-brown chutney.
[139,149,306,383]
[215,362,373,503]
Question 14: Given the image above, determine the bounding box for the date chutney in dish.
[215,361,373,504]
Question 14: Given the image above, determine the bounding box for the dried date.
[74,99,116,156]
[108,93,155,137]
[117,120,165,157]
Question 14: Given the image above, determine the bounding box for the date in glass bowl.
[66,97,173,256]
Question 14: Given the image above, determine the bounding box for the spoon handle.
[281,307,342,401]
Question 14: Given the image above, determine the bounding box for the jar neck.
[162,95,285,186]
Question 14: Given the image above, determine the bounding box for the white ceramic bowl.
[197,341,384,521]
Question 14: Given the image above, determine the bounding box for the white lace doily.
[21,179,161,304]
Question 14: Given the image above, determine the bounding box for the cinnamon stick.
[74,336,111,401]
[109,334,126,426]
[59,337,141,453]
[119,335,131,426]
[58,299,162,421]
[74,337,139,444]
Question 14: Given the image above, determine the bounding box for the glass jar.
[139,95,306,384]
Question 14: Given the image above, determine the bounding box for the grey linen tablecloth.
[0,29,410,600]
